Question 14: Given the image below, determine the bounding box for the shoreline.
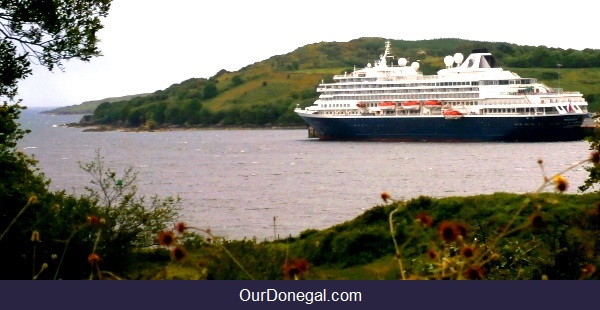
[64,122,308,132]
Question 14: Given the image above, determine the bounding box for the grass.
[308,256,399,280]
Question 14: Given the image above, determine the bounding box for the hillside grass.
[208,70,329,111]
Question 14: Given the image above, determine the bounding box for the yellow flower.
[28,196,37,204]
[553,175,568,192]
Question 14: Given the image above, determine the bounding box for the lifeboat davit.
[378,101,396,111]
[402,101,420,111]
[443,110,463,120]
[424,100,442,108]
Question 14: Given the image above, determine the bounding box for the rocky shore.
[65,121,307,132]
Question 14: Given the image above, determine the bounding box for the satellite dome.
[444,55,454,68]
[411,62,420,70]
[453,53,464,65]
[367,63,372,68]
[398,58,408,67]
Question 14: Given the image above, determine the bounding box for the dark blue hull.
[299,114,587,142]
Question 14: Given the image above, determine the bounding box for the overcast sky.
[15,0,600,108]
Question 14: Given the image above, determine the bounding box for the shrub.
[0,147,182,279]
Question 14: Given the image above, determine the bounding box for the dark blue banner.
[1,280,598,310]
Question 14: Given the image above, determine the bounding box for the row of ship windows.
[319,100,583,109]
[481,107,556,114]
[317,107,562,116]
[481,79,536,86]
[321,87,479,94]
[328,79,536,88]
[323,93,479,101]
[348,122,565,129]
[320,101,480,109]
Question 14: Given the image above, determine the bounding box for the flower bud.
[31,231,40,242]
[28,196,38,205]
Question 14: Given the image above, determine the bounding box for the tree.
[579,131,600,193]
[0,0,113,279]
[0,0,112,99]
[231,75,244,87]
[0,101,52,278]
[203,81,218,100]
[0,101,48,211]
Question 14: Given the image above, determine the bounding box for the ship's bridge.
[334,40,423,81]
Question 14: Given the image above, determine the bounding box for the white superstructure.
[296,41,588,118]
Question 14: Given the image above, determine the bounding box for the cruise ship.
[294,41,588,141]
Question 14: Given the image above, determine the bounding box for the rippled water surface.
[18,108,592,240]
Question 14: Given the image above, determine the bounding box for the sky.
[15,0,600,108]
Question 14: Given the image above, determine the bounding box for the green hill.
[79,37,600,128]
[42,93,150,115]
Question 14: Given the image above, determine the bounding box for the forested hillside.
[83,37,600,128]
[42,93,150,114]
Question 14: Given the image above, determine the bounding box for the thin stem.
[101,271,122,280]
[33,263,47,280]
[535,158,590,193]
[88,228,104,280]
[32,243,36,279]
[54,229,79,280]
[388,205,406,280]
[90,263,102,280]
[192,228,254,280]
[218,243,254,280]
[91,228,103,253]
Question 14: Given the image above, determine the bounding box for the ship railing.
[378,75,439,81]
[525,91,582,96]
[551,91,581,95]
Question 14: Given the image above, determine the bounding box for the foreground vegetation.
[123,191,600,280]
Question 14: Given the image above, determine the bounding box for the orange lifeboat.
[443,110,463,120]
[378,101,396,110]
[402,101,420,111]
[356,102,367,108]
[424,100,442,108]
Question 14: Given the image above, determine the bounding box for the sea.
[16,107,594,240]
